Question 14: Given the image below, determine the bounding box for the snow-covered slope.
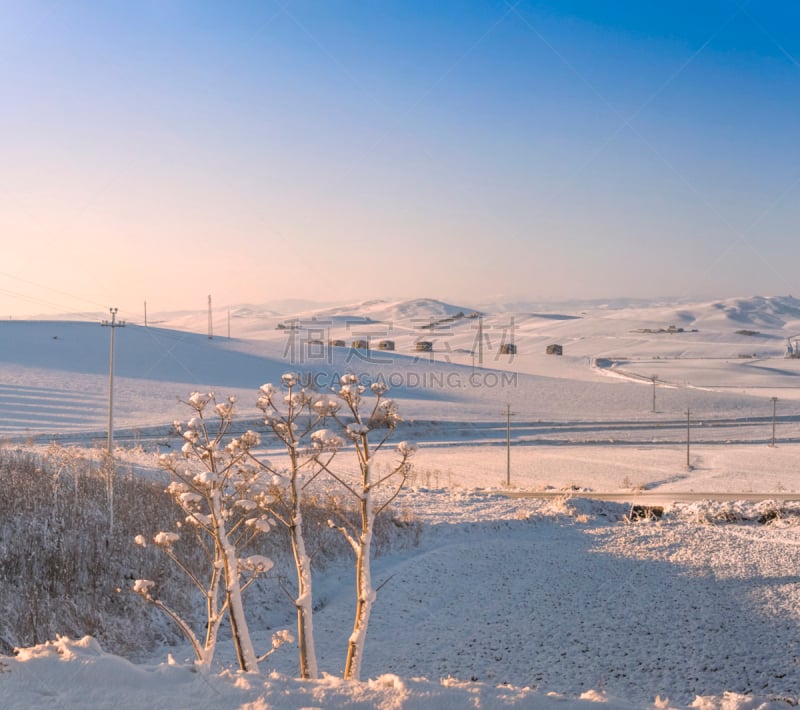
[3,496,800,709]
[5,295,800,439]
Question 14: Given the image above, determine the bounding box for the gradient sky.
[1,0,799,318]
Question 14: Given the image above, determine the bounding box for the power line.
[0,286,97,315]
[0,271,109,313]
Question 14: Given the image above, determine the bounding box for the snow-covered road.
[259,491,800,705]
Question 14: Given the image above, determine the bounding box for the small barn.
[499,343,517,355]
[415,341,433,352]
[546,344,563,356]
[376,340,395,351]
[351,339,369,350]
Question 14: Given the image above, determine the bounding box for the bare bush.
[140,393,279,672]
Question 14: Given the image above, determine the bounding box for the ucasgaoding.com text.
[295,371,518,391]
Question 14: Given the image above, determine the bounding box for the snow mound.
[3,635,793,709]
[0,636,641,709]
[14,635,104,661]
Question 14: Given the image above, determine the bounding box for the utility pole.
[102,307,125,456]
[101,307,125,536]
[477,315,484,367]
[504,403,516,486]
[685,408,691,471]
[228,309,231,339]
[651,375,657,413]
[208,295,213,339]
[144,300,147,327]
[770,397,778,447]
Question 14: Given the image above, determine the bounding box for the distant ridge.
[21,295,800,339]
[288,297,476,324]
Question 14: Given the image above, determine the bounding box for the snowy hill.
[577,295,800,332]
[5,295,800,438]
[701,295,800,329]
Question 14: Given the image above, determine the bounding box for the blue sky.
[1,1,799,317]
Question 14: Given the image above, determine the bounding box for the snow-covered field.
[3,295,800,708]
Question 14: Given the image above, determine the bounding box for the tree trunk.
[198,562,223,671]
[213,490,259,672]
[343,489,375,680]
[290,475,318,679]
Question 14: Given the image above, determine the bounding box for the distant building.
[351,339,369,350]
[415,341,433,352]
[499,343,517,355]
[329,339,346,347]
[376,340,395,351]
[546,344,563,356]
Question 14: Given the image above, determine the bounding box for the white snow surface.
[3,296,800,707]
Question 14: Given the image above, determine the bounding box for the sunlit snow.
[2,296,800,708]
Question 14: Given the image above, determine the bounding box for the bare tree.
[318,375,415,681]
[135,392,280,672]
[254,374,342,679]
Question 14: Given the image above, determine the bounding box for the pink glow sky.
[2,1,799,318]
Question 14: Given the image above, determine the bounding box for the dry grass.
[0,447,421,660]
